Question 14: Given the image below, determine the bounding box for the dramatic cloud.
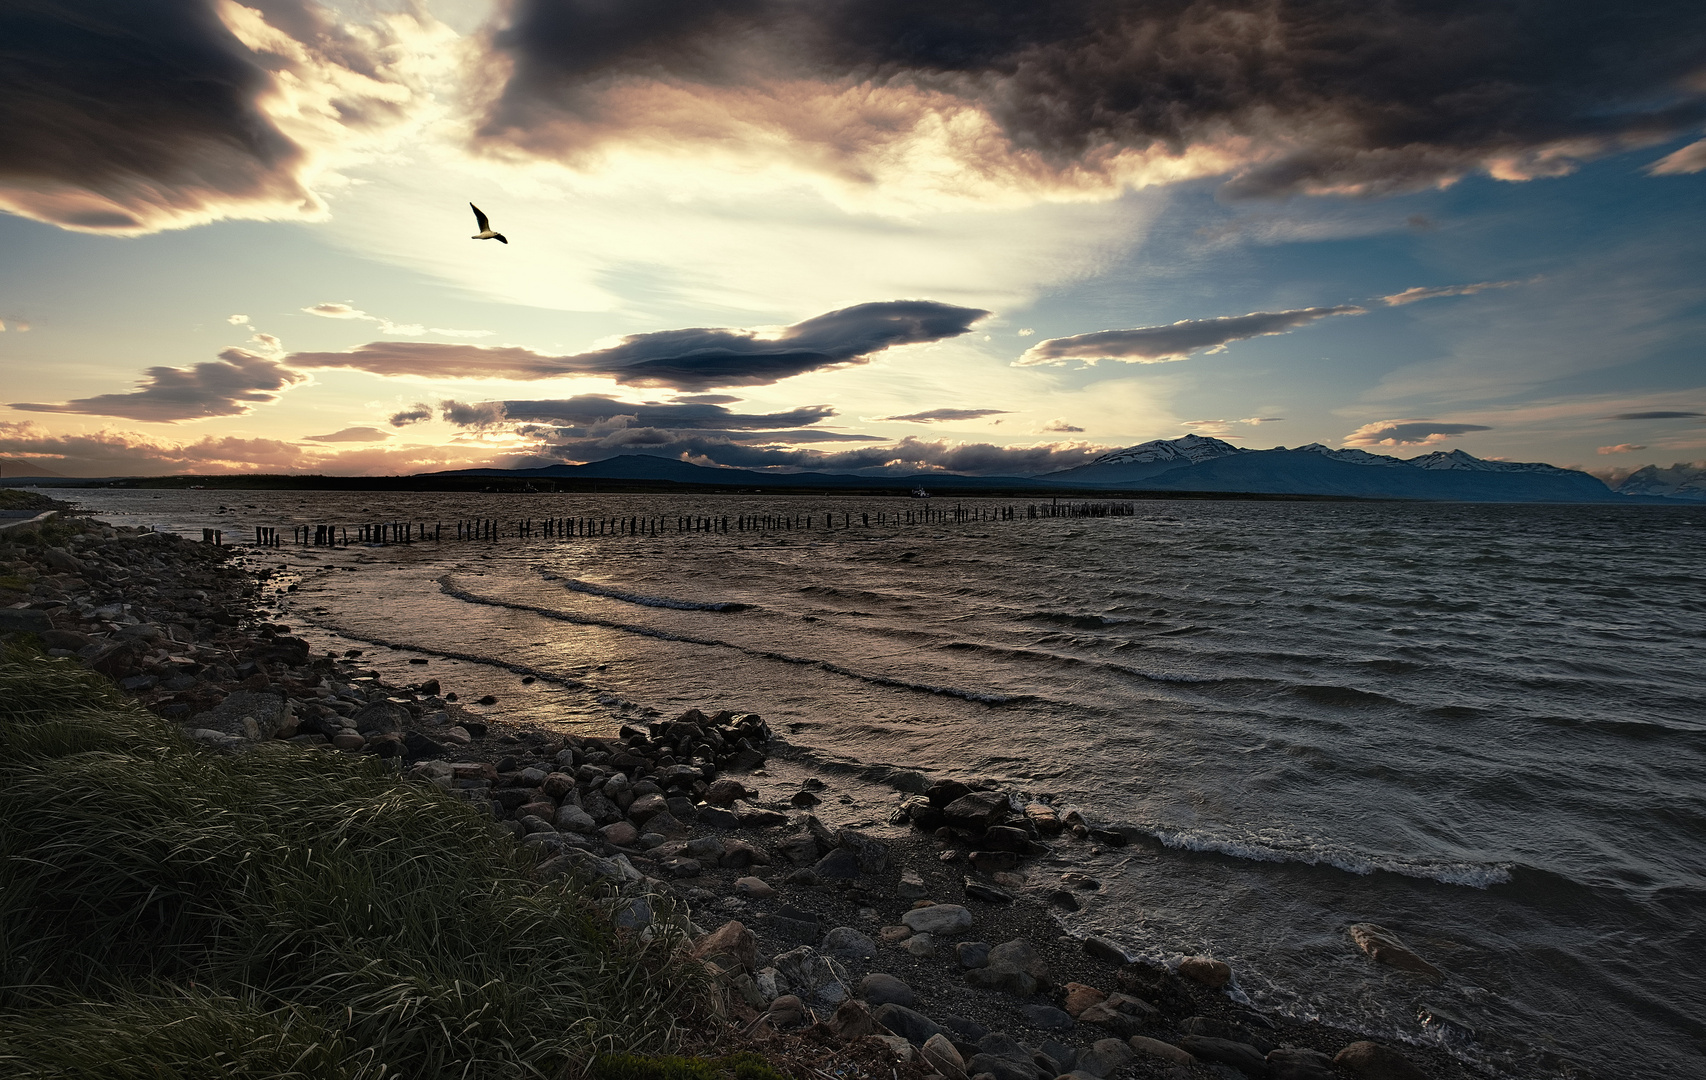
[440,399,507,428]
[1018,306,1363,366]
[477,0,1706,202]
[875,408,1010,423]
[302,302,490,338]
[288,300,989,390]
[1381,280,1527,306]
[1648,139,1706,175]
[1343,419,1493,447]
[492,395,838,431]
[304,426,390,442]
[1598,444,1647,454]
[0,421,495,477]
[9,348,306,422]
[0,1,436,234]
[388,402,434,426]
[1039,418,1085,433]
[1607,411,1704,420]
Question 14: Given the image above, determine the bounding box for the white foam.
[1149,828,1514,888]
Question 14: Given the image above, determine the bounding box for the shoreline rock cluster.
[1,507,1489,1080]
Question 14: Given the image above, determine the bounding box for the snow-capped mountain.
[1615,462,1706,501]
[1082,433,1248,469]
[1288,443,1409,467]
[1042,435,1619,501]
[1402,449,1578,475]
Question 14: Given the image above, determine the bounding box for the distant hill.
[424,439,1651,503]
[1039,439,1620,501]
[427,454,1042,490]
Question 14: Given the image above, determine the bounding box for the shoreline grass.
[0,647,708,1078]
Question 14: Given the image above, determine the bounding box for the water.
[51,488,1706,1077]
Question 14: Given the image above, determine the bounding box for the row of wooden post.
[249,499,1139,546]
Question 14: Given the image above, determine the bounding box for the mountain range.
[429,434,1693,503]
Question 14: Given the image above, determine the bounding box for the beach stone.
[823,926,878,959]
[1024,803,1062,833]
[921,1033,967,1079]
[1347,924,1444,979]
[1333,1041,1429,1080]
[1267,1047,1335,1080]
[964,878,1014,903]
[352,701,408,734]
[879,925,912,942]
[737,805,788,828]
[697,804,739,829]
[613,895,653,929]
[1177,1037,1267,1077]
[660,855,701,878]
[1063,984,1106,1017]
[1076,1038,1134,1077]
[555,805,597,833]
[1020,1004,1073,1033]
[965,938,1045,995]
[779,833,822,864]
[644,810,690,837]
[868,1034,914,1062]
[518,814,557,835]
[541,771,575,798]
[692,920,757,972]
[735,876,775,898]
[719,839,765,868]
[903,904,973,936]
[1177,956,1233,988]
[782,868,820,887]
[600,821,639,846]
[1130,1037,1196,1065]
[943,790,1010,827]
[887,769,931,794]
[685,836,726,860]
[941,1014,987,1044]
[1049,889,1082,911]
[814,848,862,879]
[926,779,973,807]
[1082,936,1133,964]
[955,941,992,968]
[1038,1040,1077,1074]
[829,998,884,1039]
[766,994,808,1028]
[763,906,823,945]
[627,792,668,822]
[968,1033,1044,1080]
[705,778,747,805]
[873,1003,946,1047]
[981,826,1038,853]
[331,732,366,750]
[902,932,937,957]
[971,850,1023,872]
[897,870,928,899]
[838,828,890,873]
[859,972,915,1007]
[517,799,557,822]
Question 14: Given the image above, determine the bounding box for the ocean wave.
[1147,827,1514,888]
[440,576,1037,706]
[546,574,753,612]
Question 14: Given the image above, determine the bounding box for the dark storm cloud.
[1343,420,1492,446]
[389,402,434,426]
[1018,305,1364,365]
[0,1,411,232]
[1606,411,1704,420]
[874,408,1010,423]
[287,300,989,390]
[497,395,837,430]
[9,348,307,422]
[480,0,1706,197]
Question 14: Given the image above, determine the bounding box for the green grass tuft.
[0,647,709,1078]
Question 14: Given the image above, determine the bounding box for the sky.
[1,0,1703,480]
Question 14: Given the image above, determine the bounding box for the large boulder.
[942,790,1010,828]
[1333,1041,1429,1080]
[772,946,849,1006]
[1347,923,1443,979]
[901,904,973,936]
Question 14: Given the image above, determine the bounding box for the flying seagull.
[469,203,507,244]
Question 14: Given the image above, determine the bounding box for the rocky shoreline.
[0,500,1500,1080]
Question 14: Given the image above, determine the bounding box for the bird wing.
[494,234,508,244]
[470,203,490,231]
